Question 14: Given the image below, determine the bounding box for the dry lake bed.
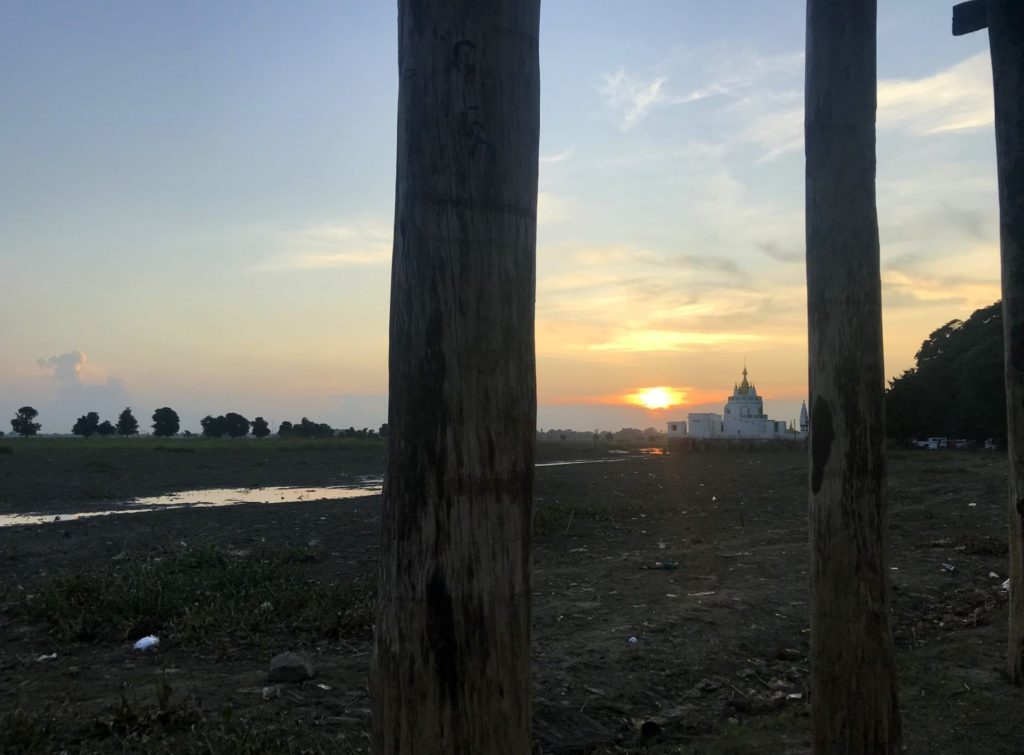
[1,438,1022,753]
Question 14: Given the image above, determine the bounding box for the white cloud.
[879,53,994,135]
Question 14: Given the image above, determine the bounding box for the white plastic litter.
[990,571,1000,579]
[36,652,57,662]
[133,635,160,651]
[1003,578,1011,591]
[628,636,638,645]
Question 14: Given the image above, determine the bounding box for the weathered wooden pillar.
[371,2,540,753]
[805,1,902,750]
[988,0,1024,684]
[953,0,1024,686]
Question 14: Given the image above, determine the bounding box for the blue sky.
[0,2,1001,433]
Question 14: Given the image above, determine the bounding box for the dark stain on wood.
[810,396,834,495]
[426,568,459,706]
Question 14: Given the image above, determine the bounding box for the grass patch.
[534,499,619,535]
[13,544,374,647]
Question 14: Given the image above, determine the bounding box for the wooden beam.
[953,0,987,35]
[372,1,540,752]
[805,0,902,750]
[987,0,1024,686]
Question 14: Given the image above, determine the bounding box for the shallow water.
[0,450,668,527]
[0,479,383,528]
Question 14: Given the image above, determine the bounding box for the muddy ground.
[0,439,1022,753]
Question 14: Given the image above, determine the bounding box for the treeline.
[5,405,383,440]
[538,427,665,443]
[886,300,1006,443]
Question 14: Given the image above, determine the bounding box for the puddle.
[0,452,668,528]
[536,458,631,467]
[0,480,383,528]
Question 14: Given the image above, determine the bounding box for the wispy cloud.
[879,53,993,135]
[253,222,392,271]
[598,70,719,131]
[584,330,762,353]
[540,149,574,164]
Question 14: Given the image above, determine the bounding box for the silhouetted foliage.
[224,413,250,438]
[252,417,270,438]
[886,301,1005,443]
[11,407,41,437]
[72,412,100,438]
[201,413,251,438]
[277,417,333,439]
[96,420,116,436]
[338,426,377,440]
[116,407,139,436]
[379,423,389,437]
[152,407,180,437]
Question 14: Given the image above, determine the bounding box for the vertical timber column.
[989,0,1024,684]
[805,1,901,751]
[372,2,540,754]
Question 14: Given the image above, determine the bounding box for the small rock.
[268,651,314,683]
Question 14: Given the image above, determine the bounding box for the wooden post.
[952,0,1024,686]
[987,0,1024,684]
[805,1,902,751]
[372,2,540,753]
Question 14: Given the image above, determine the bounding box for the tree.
[372,3,540,752]
[11,406,41,437]
[96,420,116,437]
[152,407,180,437]
[805,1,901,750]
[223,412,250,438]
[886,302,1005,442]
[278,420,293,437]
[252,417,270,438]
[72,412,100,438]
[200,415,225,438]
[116,407,139,436]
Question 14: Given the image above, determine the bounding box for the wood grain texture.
[805,0,902,751]
[987,0,1024,684]
[371,1,540,753]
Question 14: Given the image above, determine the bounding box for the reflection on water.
[536,458,630,467]
[1,451,669,528]
[0,479,383,529]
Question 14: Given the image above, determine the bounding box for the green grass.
[11,544,374,647]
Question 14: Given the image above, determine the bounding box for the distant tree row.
[71,407,141,438]
[537,427,665,444]
[6,403,383,440]
[886,301,1006,443]
[7,406,180,438]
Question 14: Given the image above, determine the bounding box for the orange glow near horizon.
[625,386,686,411]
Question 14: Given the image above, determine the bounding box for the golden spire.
[739,364,750,394]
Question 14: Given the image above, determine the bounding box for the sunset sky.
[0,1,1002,434]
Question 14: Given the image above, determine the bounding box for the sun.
[626,386,685,411]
